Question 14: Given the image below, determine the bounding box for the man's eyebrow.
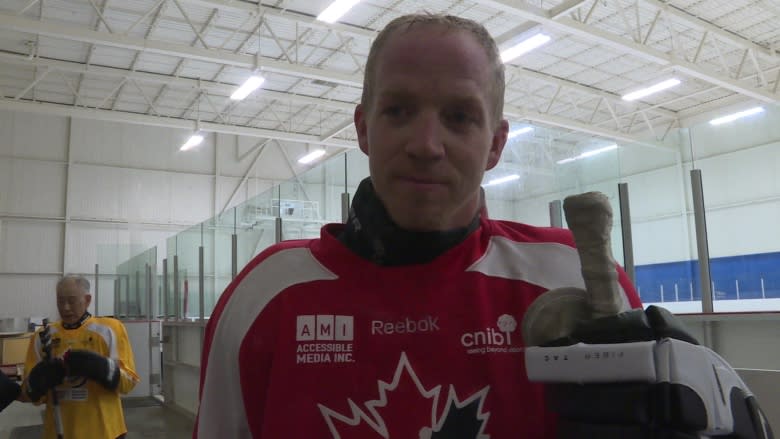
[375,89,415,101]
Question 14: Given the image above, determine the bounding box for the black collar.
[62,312,91,330]
[337,178,480,266]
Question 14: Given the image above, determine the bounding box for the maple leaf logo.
[319,352,490,439]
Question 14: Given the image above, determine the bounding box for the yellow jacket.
[23,316,140,439]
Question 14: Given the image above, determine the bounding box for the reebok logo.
[371,316,440,335]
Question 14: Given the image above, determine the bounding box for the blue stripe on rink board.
[635,251,780,302]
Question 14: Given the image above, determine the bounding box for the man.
[194,13,771,439]
[23,275,139,439]
[196,14,636,438]
[0,371,21,412]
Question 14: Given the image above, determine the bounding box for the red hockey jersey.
[195,217,641,438]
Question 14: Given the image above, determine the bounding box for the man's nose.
[405,111,445,160]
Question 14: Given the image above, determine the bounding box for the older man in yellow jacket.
[23,275,139,439]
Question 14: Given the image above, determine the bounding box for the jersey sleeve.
[113,321,140,394]
[193,269,275,439]
[194,243,332,439]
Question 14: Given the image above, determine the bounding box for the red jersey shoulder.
[487,219,575,247]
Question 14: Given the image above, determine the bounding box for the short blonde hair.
[361,13,505,125]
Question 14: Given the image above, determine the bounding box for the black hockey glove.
[26,359,65,402]
[526,306,774,439]
[63,350,120,390]
[0,371,21,411]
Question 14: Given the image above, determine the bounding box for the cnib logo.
[319,352,490,438]
[461,314,523,355]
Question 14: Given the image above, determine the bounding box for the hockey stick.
[560,191,624,318]
[521,192,622,346]
[40,318,65,439]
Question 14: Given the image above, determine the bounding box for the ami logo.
[296,315,354,341]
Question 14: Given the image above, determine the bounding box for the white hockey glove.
[525,305,774,439]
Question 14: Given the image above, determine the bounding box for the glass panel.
[235,187,277,268]
[176,223,202,321]
[485,123,624,253]
[165,235,176,319]
[209,208,235,318]
[113,246,157,319]
[693,105,780,312]
[620,131,699,312]
[346,149,369,197]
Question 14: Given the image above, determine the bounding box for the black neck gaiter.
[337,178,480,266]
[62,311,92,330]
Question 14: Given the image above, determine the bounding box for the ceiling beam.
[640,0,778,60]
[0,12,363,87]
[0,99,358,148]
[178,0,376,40]
[511,66,679,119]
[474,0,780,103]
[504,104,674,149]
[0,52,355,112]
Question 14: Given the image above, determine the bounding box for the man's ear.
[354,104,369,155]
[486,119,509,170]
[85,294,92,308]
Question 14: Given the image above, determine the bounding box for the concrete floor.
[0,397,194,439]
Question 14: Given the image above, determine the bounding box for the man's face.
[355,25,508,231]
[56,279,91,325]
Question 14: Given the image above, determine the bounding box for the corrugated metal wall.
[0,110,318,318]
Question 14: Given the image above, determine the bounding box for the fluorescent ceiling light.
[557,144,618,164]
[622,78,681,101]
[317,0,360,23]
[500,34,551,63]
[180,133,204,151]
[508,127,534,139]
[709,106,765,126]
[298,149,326,164]
[230,76,265,101]
[483,174,520,186]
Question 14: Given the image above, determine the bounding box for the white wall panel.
[253,144,299,181]
[0,221,62,273]
[66,222,174,274]
[119,168,176,223]
[218,176,276,213]
[697,142,780,207]
[706,202,780,258]
[0,274,59,319]
[2,160,66,217]
[512,195,555,227]
[169,174,215,223]
[72,119,216,175]
[623,165,689,220]
[68,164,123,219]
[216,133,265,178]
[688,106,780,161]
[632,216,693,264]
[0,111,68,161]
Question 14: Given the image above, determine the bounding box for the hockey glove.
[63,350,120,390]
[26,359,65,402]
[0,371,21,412]
[525,305,775,439]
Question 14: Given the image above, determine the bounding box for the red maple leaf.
[319,352,441,439]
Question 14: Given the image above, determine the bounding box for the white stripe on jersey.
[197,247,338,439]
[467,236,630,310]
[87,322,119,359]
